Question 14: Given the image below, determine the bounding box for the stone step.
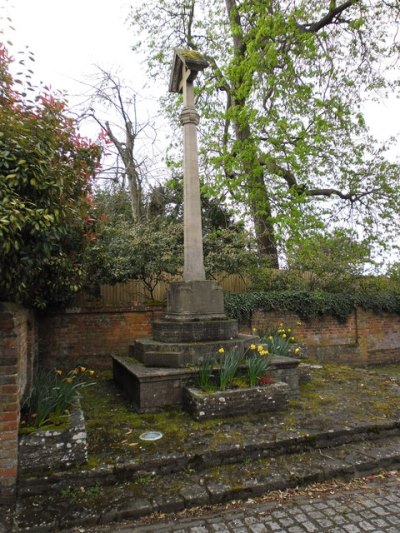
[18,419,400,497]
[14,433,400,532]
[130,334,259,367]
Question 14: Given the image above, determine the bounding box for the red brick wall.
[38,306,164,370]
[0,303,36,506]
[250,309,400,366]
[36,305,400,370]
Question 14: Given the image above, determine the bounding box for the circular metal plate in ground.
[139,431,163,441]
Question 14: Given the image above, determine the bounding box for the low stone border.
[18,399,87,475]
[18,419,400,498]
[183,382,289,420]
[14,432,400,531]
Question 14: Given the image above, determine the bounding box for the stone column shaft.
[180,80,206,282]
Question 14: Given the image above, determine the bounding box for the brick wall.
[38,306,164,370]
[250,309,400,365]
[0,303,36,506]
[36,305,400,370]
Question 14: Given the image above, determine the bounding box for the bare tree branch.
[298,0,359,33]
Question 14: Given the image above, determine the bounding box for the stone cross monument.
[125,49,254,373]
[169,49,207,282]
[166,49,226,321]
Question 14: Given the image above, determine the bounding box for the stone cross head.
[169,49,209,106]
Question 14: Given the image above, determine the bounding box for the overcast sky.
[3,0,400,162]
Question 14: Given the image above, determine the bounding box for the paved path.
[87,474,400,533]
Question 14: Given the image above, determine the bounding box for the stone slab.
[152,318,238,343]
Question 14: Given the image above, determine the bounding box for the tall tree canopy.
[131,0,400,267]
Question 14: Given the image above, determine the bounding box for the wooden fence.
[73,274,250,308]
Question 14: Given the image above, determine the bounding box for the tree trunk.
[225,0,279,268]
[249,174,279,268]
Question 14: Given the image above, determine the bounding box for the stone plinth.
[130,334,258,368]
[152,319,238,343]
[165,280,225,321]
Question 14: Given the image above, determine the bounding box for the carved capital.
[180,106,200,126]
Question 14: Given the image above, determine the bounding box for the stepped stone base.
[152,319,238,343]
[130,334,258,368]
[112,354,300,412]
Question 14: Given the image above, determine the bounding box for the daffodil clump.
[21,366,96,428]
[197,345,272,392]
[255,321,303,358]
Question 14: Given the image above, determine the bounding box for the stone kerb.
[183,382,290,421]
[19,401,87,475]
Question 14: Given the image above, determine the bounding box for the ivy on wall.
[224,291,400,323]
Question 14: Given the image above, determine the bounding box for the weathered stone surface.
[131,335,259,368]
[183,382,290,421]
[18,401,87,474]
[267,356,300,394]
[112,355,195,411]
[179,483,209,506]
[165,281,225,321]
[113,355,299,411]
[152,318,238,343]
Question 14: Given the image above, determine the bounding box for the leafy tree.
[84,215,184,300]
[286,229,373,291]
[287,229,372,277]
[84,186,258,298]
[131,0,400,267]
[0,45,101,308]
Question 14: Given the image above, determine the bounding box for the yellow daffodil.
[295,347,301,354]
[257,345,264,352]
[89,370,95,376]
[218,347,225,354]
[296,321,302,326]
[65,377,73,384]
[287,328,292,333]
[279,322,284,327]
[79,366,86,373]
[261,350,269,356]
[268,335,273,340]
[55,369,62,376]
[290,336,295,341]
[281,333,287,338]
[250,344,257,350]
